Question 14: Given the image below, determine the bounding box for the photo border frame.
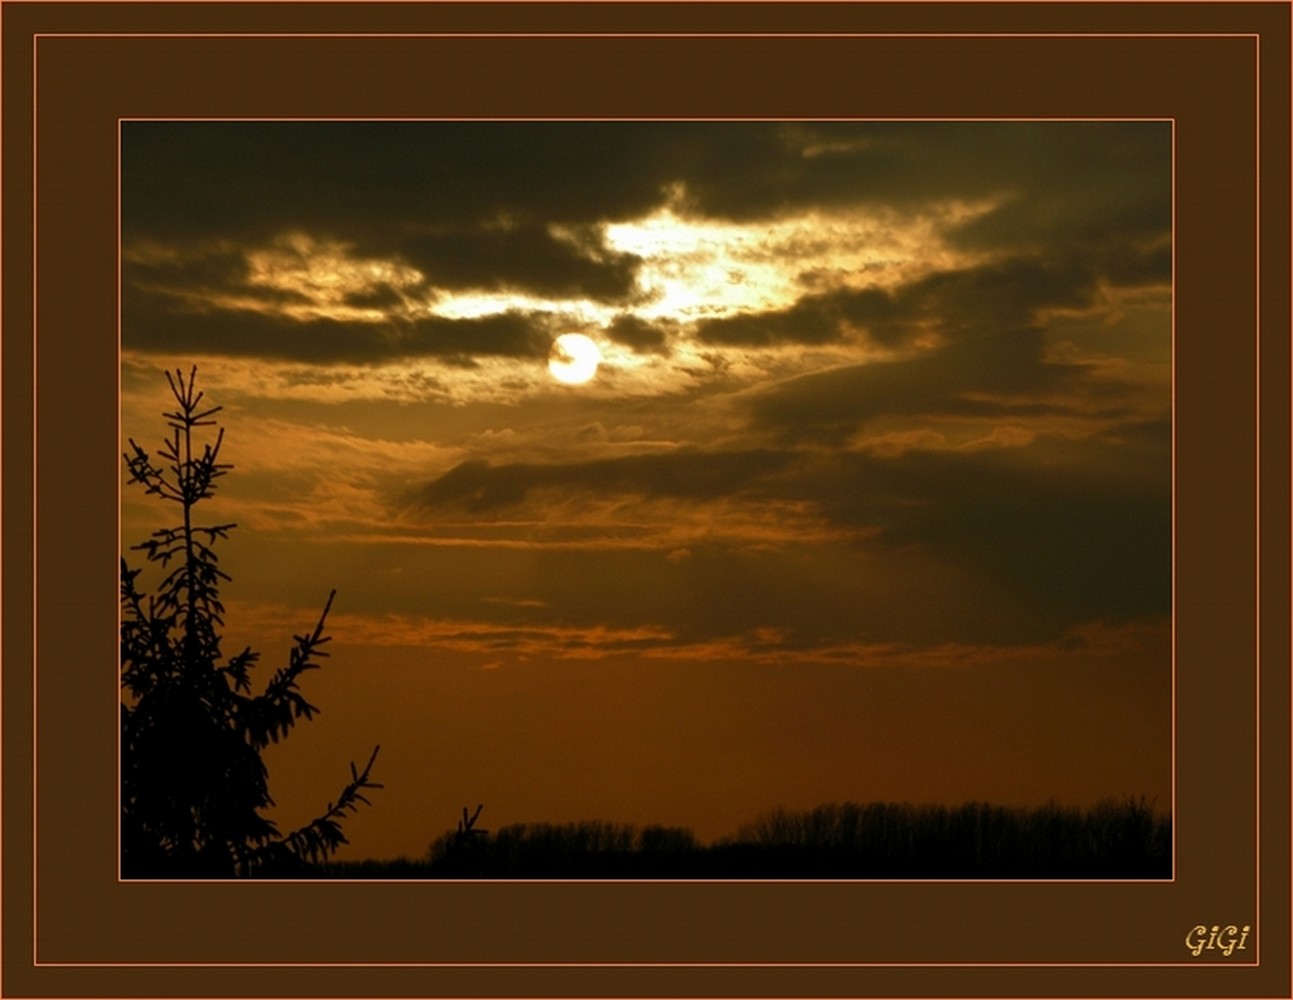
[2,3,1289,997]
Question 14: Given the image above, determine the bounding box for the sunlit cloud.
[243,231,430,321]
[345,493,870,553]
[124,232,435,325]
[603,198,999,323]
[225,599,679,660]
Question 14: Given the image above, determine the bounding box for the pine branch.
[271,745,383,868]
[237,591,336,748]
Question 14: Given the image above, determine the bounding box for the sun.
[548,333,602,385]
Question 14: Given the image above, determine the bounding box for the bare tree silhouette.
[456,804,488,846]
[120,367,380,877]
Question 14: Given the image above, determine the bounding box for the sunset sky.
[120,121,1173,862]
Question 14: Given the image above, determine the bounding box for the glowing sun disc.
[548,333,602,384]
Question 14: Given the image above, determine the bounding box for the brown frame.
[2,3,1289,997]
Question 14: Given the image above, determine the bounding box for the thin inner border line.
[112,111,1178,889]
[34,960,1265,970]
[29,31,1269,39]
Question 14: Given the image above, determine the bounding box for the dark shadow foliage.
[120,367,380,878]
[714,797,1170,879]
[320,798,1169,880]
[423,817,702,879]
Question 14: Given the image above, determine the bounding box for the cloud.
[672,121,1170,231]
[412,449,798,512]
[123,120,1169,293]
[125,240,261,298]
[789,420,1172,623]
[945,128,1171,257]
[396,221,641,302]
[225,596,1165,669]
[697,248,1152,351]
[745,329,1100,444]
[121,120,1172,652]
[406,417,1169,632]
[693,288,889,347]
[122,281,553,363]
[605,314,672,354]
[123,121,659,239]
[722,250,1169,442]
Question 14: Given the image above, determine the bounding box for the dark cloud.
[123,120,1170,289]
[121,121,714,247]
[342,283,417,311]
[945,130,1171,255]
[605,314,672,354]
[797,421,1173,624]
[126,243,276,301]
[1098,241,1172,288]
[122,282,551,363]
[397,222,640,302]
[677,121,1170,232]
[697,251,1131,350]
[714,251,1150,440]
[746,330,1098,443]
[682,241,1170,445]
[124,242,409,321]
[907,255,1101,333]
[408,419,1169,633]
[694,288,888,347]
[122,122,1170,373]
[120,121,675,312]
[413,449,797,512]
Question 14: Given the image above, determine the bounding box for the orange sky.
[121,121,1173,860]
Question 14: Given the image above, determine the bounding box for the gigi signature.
[1185,925,1251,957]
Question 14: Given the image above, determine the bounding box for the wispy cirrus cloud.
[224,598,1168,671]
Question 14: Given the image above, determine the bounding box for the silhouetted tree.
[120,367,380,877]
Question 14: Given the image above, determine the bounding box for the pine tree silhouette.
[120,367,380,877]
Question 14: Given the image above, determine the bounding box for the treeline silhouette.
[321,797,1170,879]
